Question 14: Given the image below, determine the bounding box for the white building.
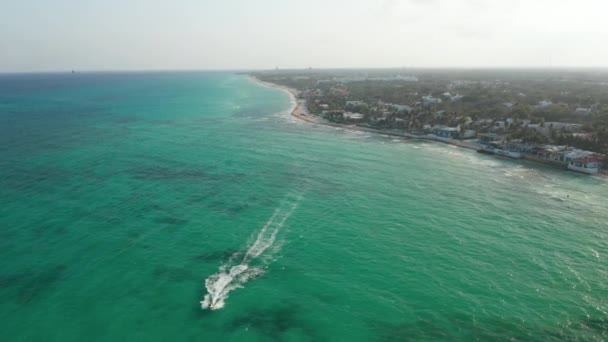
[343,112,364,120]
[385,103,413,113]
[574,108,591,115]
[346,100,366,107]
[422,95,442,105]
[433,127,459,139]
[450,94,464,101]
[461,130,477,139]
[537,100,553,108]
[547,122,582,131]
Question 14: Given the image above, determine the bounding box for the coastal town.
[252,69,608,175]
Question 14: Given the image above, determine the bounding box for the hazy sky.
[1,0,607,71]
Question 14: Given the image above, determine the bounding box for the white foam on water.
[201,198,300,310]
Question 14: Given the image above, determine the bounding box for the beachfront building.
[461,130,477,139]
[568,156,602,174]
[520,145,603,173]
[527,145,571,163]
[478,133,503,145]
[433,127,459,139]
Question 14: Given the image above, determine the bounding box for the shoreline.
[249,75,323,126]
[249,75,480,149]
[249,76,605,176]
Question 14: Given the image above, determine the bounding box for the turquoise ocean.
[0,72,607,341]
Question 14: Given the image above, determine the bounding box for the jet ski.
[201,296,217,310]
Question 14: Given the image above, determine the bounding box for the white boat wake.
[201,197,300,310]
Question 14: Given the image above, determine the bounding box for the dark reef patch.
[0,265,67,304]
[228,304,320,341]
[2,165,73,191]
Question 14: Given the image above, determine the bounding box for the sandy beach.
[249,76,322,124]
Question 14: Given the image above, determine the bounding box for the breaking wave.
[201,196,301,310]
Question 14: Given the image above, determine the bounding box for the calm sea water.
[1,72,607,341]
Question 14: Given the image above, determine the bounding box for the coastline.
[249,75,480,149]
[249,76,606,176]
[249,75,320,125]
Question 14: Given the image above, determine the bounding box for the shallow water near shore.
[1,72,607,341]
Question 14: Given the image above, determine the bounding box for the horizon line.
[2,66,608,74]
